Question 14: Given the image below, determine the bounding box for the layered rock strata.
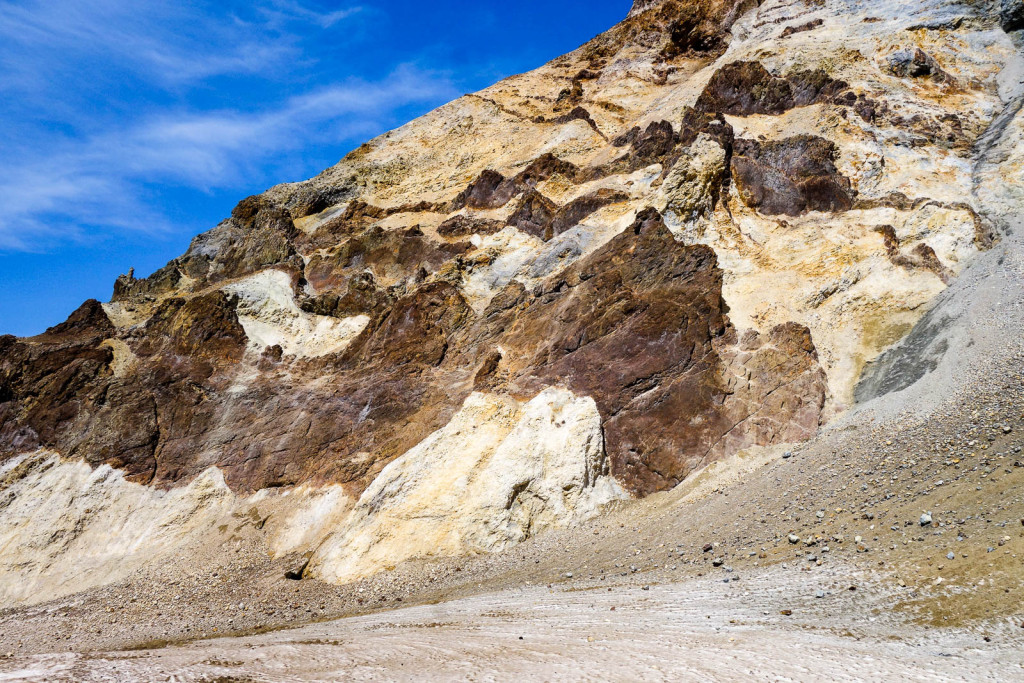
[1,0,1020,598]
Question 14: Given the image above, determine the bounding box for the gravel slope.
[2,567,1021,682]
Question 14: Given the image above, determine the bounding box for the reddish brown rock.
[465,209,825,494]
[302,225,470,293]
[447,153,593,215]
[452,170,520,210]
[780,18,823,38]
[136,292,247,363]
[507,188,630,242]
[617,0,760,64]
[507,191,559,240]
[299,271,398,319]
[544,106,606,138]
[436,215,505,239]
[514,153,587,187]
[1,204,826,498]
[607,110,732,181]
[0,301,159,480]
[731,136,854,216]
[551,189,630,236]
[695,61,846,116]
[873,225,953,285]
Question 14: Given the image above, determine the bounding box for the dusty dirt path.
[1,567,1020,682]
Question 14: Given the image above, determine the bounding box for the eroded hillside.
[1,0,1022,602]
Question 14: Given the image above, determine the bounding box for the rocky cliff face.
[1,0,1021,601]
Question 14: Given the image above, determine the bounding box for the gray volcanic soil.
[3,568,1022,682]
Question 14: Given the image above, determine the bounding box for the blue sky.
[0,0,629,336]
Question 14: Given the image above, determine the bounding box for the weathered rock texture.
[1,0,1021,598]
[307,388,624,584]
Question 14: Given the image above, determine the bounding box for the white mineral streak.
[222,269,369,358]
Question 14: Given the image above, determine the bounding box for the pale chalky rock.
[307,389,626,584]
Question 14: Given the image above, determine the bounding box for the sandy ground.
[2,566,1021,682]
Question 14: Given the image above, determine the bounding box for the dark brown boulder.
[696,62,846,116]
[548,106,604,138]
[507,191,559,240]
[513,153,585,187]
[664,13,726,55]
[731,136,854,216]
[696,61,795,115]
[780,18,823,38]
[172,200,299,289]
[452,169,520,210]
[344,282,472,370]
[0,302,165,480]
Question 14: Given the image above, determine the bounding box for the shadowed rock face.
[1004,0,1024,31]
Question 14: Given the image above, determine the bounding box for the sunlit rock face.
[306,388,626,585]
[1,0,1022,598]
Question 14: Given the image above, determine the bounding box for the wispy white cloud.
[0,65,457,251]
[0,0,361,87]
[257,1,365,29]
[0,0,463,252]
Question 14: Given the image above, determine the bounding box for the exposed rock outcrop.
[730,135,854,216]
[695,61,846,116]
[307,388,625,584]
[1004,0,1024,32]
[1,0,1020,599]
